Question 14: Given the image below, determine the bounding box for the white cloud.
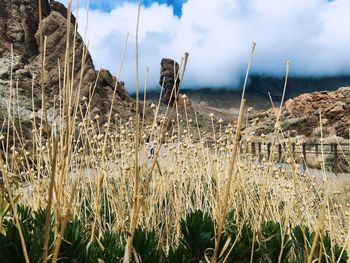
[62,0,350,91]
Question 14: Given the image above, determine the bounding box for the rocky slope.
[0,0,135,139]
[247,87,350,141]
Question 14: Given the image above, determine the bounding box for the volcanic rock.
[50,0,76,25]
[0,0,135,142]
[159,58,180,105]
[248,87,350,140]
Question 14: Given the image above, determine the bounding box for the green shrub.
[261,220,292,262]
[179,210,215,262]
[0,205,347,263]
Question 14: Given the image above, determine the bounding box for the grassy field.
[0,2,349,262]
[1,95,350,262]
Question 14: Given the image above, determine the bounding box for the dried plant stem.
[1,44,30,263]
[102,32,129,156]
[307,199,327,263]
[51,176,80,262]
[212,99,245,263]
[123,3,141,262]
[1,169,30,263]
[212,42,256,263]
[259,60,289,227]
[177,52,189,99]
[141,67,149,130]
[39,1,55,261]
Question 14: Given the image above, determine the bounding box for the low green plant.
[261,220,292,262]
[179,210,215,262]
[0,206,347,263]
[133,227,164,262]
[291,225,348,263]
[224,211,263,262]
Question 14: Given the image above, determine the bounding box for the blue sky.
[77,0,186,16]
[59,0,350,91]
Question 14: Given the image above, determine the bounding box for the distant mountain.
[136,75,350,110]
[247,75,350,100]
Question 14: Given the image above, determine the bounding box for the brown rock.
[0,0,135,142]
[0,0,51,57]
[250,87,350,139]
[335,121,349,138]
[326,105,344,121]
[346,93,350,105]
[159,58,180,105]
[32,9,134,118]
[50,0,76,25]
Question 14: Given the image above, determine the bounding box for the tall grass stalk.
[141,67,149,130]
[123,3,142,262]
[212,42,256,263]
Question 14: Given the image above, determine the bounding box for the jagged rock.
[326,105,344,120]
[0,0,135,143]
[158,58,194,114]
[159,58,180,105]
[0,0,51,58]
[49,0,76,25]
[31,10,96,96]
[248,87,350,140]
[346,93,350,105]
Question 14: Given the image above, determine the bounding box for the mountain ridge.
[135,75,350,110]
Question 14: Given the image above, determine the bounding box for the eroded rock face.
[0,0,51,57]
[158,58,194,114]
[0,0,135,140]
[50,0,76,25]
[159,58,180,105]
[248,87,350,140]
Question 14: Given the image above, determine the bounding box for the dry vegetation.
[0,1,349,262]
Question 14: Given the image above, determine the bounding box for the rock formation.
[159,58,180,105]
[158,58,193,113]
[0,0,135,140]
[247,87,350,140]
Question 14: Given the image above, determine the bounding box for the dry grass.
[3,103,350,260]
[0,2,349,262]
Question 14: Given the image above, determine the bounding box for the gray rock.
[346,93,350,105]
[159,58,180,105]
[0,0,135,142]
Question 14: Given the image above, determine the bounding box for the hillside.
[0,0,135,141]
[246,86,350,141]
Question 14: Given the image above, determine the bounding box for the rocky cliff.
[247,87,350,141]
[0,0,135,139]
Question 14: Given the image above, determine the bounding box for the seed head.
[29,113,36,121]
